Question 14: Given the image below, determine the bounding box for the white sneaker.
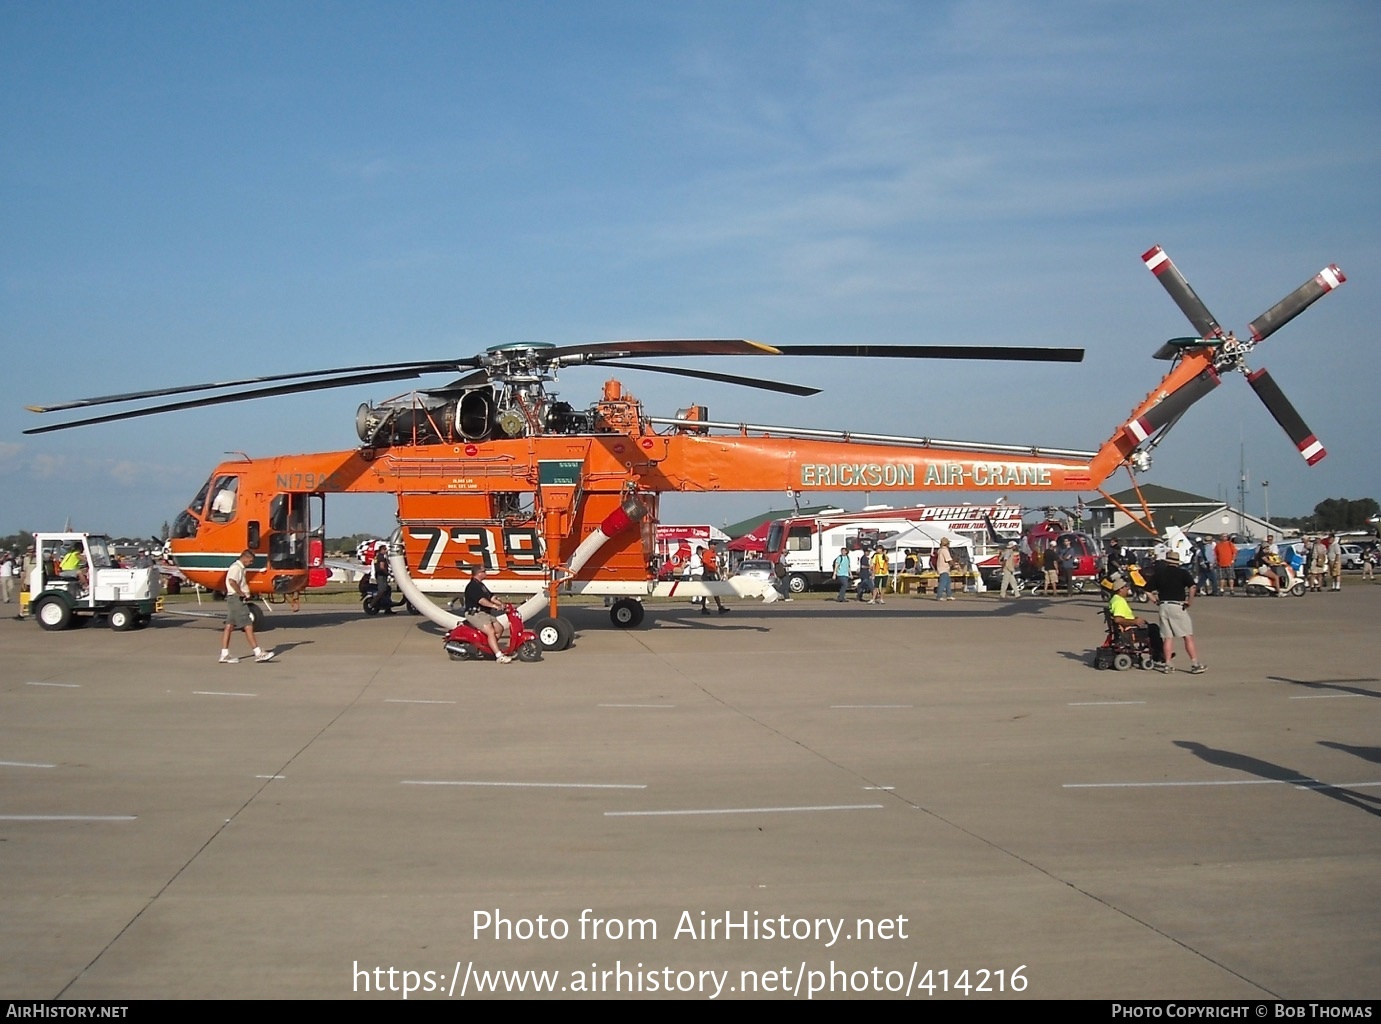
[496,654,513,664]
[219,654,239,665]
[254,651,276,663]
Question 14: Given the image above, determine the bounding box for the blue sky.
[3,1,1378,538]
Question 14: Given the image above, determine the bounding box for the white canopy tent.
[881,524,974,555]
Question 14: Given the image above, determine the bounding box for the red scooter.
[443,604,543,662]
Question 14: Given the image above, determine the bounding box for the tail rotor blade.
[1247,265,1346,342]
[1119,368,1221,445]
[1246,368,1326,465]
[1142,245,1226,340]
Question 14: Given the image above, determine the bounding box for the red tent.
[727,520,771,552]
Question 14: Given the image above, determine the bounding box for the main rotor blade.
[598,362,821,396]
[26,359,470,415]
[770,344,1084,362]
[23,368,438,435]
[1247,264,1346,342]
[554,339,779,361]
[1142,245,1225,340]
[1246,367,1326,465]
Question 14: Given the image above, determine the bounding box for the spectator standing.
[1326,534,1343,592]
[0,552,14,604]
[1057,536,1079,597]
[856,551,874,603]
[1193,538,1216,596]
[1307,537,1328,592]
[1042,545,1059,595]
[934,538,955,601]
[870,548,889,605]
[1213,534,1237,596]
[999,541,1021,598]
[833,548,851,603]
[1144,549,1205,674]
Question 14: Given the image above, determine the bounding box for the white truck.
[27,533,160,631]
[764,504,1019,594]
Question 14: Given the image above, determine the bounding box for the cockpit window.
[187,477,213,517]
[207,476,239,522]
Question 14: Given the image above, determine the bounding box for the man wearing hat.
[1144,548,1205,674]
[998,540,1021,598]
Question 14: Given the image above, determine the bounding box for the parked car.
[733,559,776,584]
[1339,544,1365,570]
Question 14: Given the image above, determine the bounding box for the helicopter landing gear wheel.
[609,598,645,628]
[535,616,574,652]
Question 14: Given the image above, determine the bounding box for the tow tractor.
[27,533,160,631]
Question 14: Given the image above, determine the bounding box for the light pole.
[1262,480,1270,530]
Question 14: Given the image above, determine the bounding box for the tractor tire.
[35,597,72,632]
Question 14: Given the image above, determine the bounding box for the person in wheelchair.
[1104,573,1164,664]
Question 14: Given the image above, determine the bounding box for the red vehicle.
[443,604,543,663]
[1022,520,1101,582]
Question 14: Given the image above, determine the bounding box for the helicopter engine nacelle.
[357,402,454,447]
[455,389,495,441]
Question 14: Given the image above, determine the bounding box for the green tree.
[1312,497,1380,532]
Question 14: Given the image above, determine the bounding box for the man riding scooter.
[1252,535,1286,596]
[462,565,512,663]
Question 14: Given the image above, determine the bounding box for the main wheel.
[246,602,263,629]
[609,598,645,628]
[109,606,136,632]
[786,574,808,595]
[535,616,574,652]
[516,639,543,663]
[35,597,72,632]
[1112,652,1134,672]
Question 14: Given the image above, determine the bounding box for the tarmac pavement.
[1,585,1377,1000]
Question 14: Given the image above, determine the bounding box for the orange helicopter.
[25,246,1345,650]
